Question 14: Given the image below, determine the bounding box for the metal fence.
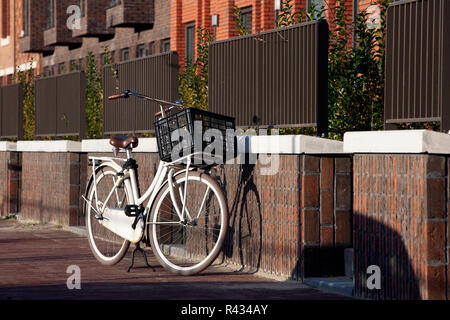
[0,83,24,140]
[103,52,179,135]
[208,20,329,136]
[385,0,450,132]
[35,71,86,138]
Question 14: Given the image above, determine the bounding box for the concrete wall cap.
[343,130,450,154]
[0,141,17,152]
[80,135,344,155]
[81,138,158,153]
[16,140,82,153]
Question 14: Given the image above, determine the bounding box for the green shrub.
[178,27,214,111]
[85,52,103,139]
[328,0,391,140]
[13,63,35,140]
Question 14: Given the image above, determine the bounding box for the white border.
[343,130,450,154]
[0,141,17,152]
[16,140,82,153]
[81,135,343,155]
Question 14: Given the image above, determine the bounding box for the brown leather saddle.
[109,136,139,149]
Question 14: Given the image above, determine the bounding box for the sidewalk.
[0,219,352,300]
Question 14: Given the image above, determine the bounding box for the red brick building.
[13,0,171,77]
[0,0,387,81]
[171,0,380,66]
[0,0,40,85]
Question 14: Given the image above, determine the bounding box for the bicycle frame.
[84,92,201,242]
[87,150,203,227]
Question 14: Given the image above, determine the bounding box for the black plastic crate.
[154,108,236,164]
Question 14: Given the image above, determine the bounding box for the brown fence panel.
[35,71,86,138]
[209,20,329,136]
[103,52,179,135]
[385,0,450,132]
[0,83,24,140]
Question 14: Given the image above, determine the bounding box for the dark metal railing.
[35,71,86,138]
[208,20,329,136]
[103,52,179,135]
[0,83,24,140]
[385,0,450,132]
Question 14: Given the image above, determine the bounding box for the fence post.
[316,19,329,138]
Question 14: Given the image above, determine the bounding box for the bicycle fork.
[167,157,192,223]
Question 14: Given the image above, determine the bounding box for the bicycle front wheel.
[149,171,228,275]
[85,164,131,265]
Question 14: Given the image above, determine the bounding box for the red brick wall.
[353,154,448,300]
[0,152,20,217]
[301,156,352,277]
[83,152,351,280]
[20,153,84,226]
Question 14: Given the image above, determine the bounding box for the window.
[101,53,107,65]
[108,0,121,8]
[161,39,170,53]
[43,67,53,77]
[58,63,66,74]
[22,0,29,36]
[48,0,55,28]
[136,44,148,58]
[121,48,129,61]
[77,0,86,17]
[1,0,10,38]
[149,41,155,55]
[241,7,252,34]
[101,52,114,65]
[185,23,195,64]
[70,60,80,71]
[274,0,282,26]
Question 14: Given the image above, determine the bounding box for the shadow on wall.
[218,162,263,275]
[353,213,421,300]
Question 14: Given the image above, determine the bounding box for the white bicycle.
[82,90,230,276]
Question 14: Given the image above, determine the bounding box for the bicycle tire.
[85,164,131,265]
[149,171,228,276]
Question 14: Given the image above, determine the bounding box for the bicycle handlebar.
[108,90,183,117]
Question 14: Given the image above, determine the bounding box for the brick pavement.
[0,219,351,300]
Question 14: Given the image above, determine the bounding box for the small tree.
[85,52,103,139]
[13,61,36,140]
[178,26,214,110]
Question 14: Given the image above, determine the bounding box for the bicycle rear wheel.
[149,171,228,275]
[85,165,131,265]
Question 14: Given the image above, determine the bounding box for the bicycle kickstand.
[127,242,156,273]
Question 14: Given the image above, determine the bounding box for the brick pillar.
[353,154,448,300]
[21,152,84,227]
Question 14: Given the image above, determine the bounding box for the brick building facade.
[38,0,171,76]
[0,0,40,86]
[0,0,387,81]
[170,0,378,66]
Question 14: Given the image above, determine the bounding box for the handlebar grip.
[108,94,122,100]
